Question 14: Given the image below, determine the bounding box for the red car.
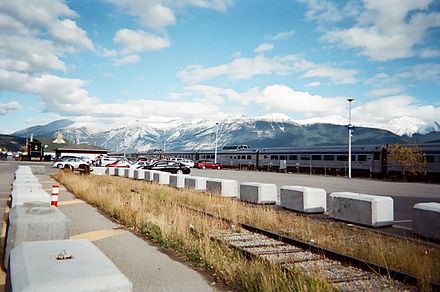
[195,160,222,170]
[107,160,131,168]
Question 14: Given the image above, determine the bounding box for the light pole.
[214,122,219,164]
[347,98,354,179]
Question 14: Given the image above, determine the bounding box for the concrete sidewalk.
[1,162,218,292]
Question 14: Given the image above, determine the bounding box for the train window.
[264,155,268,159]
[247,155,251,159]
[323,155,334,161]
[300,155,310,160]
[337,155,348,161]
[358,155,367,162]
[373,152,381,160]
[288,155,297,160]
[280,155,286,160]
[427,155,435,163]
[271,155,279,160]
[312,155,322,160]
[241,155,246,159]
[230,156,233,159]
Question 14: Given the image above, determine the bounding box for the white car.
[53,157,89,169]
[170,158,195,168]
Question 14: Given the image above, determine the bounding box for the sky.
[0,0,439,134]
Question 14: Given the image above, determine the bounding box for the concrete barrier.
[13,176,39,183]
[30,165,45,174]
[184,176,207,191]
[10,188,51,208]
[134,169,146,180]
[239,182,277,204]
[144,170,154,181]
[4,202,71,269]
[329,192,394,227]
[9,239,132,291]
[91,167,107,176]
[280,186,327,213]
[108,167,116,176]
[206,179,239,198]
[124,169,135,178]
[169,174,187,189]
[413,202,440,241]
[12,181,43,190]
[153,172,170,185]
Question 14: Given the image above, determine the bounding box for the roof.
[55,144,109,152]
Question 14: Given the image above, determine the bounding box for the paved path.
[0,161,217,292]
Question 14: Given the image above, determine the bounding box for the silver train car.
[119,143,440,182]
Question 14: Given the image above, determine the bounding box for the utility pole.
[347,98,354,179]
[214,122,219,164]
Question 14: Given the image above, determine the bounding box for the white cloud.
[254,84,346,116]
[178,54,358,84]
[0,101,20,115]
[107,0,233,30]
[254,43,274,53]
[353,95,440,124]
[367,87,403,97]
[112,54,141,66]
[49,19,94,51]
[397,63,440,81]
[306,81,321,87]
[269,30,295,41]
[419,49,440,58]
[114,29,170,53]
[301,65,358,84]
[300,0,343,22]
[321,0,440,61]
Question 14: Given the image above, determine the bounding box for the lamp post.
[347,98,354,179]
[214,122,219,164]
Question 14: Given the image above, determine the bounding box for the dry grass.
[54,171,440,290]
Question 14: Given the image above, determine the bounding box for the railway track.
[183,204,439,291]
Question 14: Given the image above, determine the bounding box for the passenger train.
[115,143,440,182]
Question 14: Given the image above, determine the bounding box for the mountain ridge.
[10,117,440,152]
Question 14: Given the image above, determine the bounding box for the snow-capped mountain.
[11,115,439,152]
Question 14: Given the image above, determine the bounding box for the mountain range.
[9,115,440,152]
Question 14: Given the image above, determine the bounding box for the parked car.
[170,158,195,168]
[130,161,150,169]
[107,160,131,168]
[52,157,89,169]
[142,160,190,174]
[195,160,222,170]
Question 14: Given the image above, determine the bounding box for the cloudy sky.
[0,0,439,133]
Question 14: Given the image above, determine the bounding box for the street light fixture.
[214,122,219,164]
[347,98,354,179]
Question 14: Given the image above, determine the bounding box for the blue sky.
[0,0,439,134]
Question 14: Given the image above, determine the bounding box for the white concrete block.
[134,169,146,180]
[117,168,126,177]
[280,186,327,213]
[11,188,51,208]
[91,167,107,176]
[184,176,207,191]
[10,239,132,291]
[144,170,154,181]
[206,179,239,198]
[413,202,440,241]
[239,182,277,204]
[12,181,43,191]
[169,174,187,189]
[4,202,71,269]
[153,171,170,185]
[124,168,135,178]
[13,176,39,183]
[329,192,394,227]
[108,167,116,176]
